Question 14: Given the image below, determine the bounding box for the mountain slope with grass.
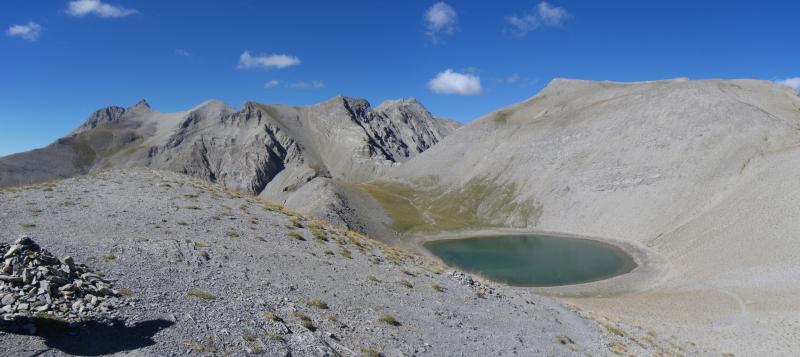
[362,78,800,355]
[0,168,682,356]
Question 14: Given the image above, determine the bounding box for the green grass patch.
[378,314,400,326]
[357,176,542,234]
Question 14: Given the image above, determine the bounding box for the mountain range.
[3,78,800,355]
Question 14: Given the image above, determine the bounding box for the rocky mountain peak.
[188,99,236,118]
[71,105,127,135]
[132,99,150,109]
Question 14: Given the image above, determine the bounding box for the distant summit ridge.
[0,95,461,229]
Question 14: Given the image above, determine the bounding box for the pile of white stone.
[0,236,124,322]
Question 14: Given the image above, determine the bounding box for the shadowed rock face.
[0,96,459,197]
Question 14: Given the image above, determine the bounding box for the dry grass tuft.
[187,289,216,300]
[306,299,329,309]
[378,314,400,326]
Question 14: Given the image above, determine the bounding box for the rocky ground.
[0,168,640,356]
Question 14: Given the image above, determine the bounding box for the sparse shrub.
[117,288,134,297]
[183,338,218,353]
[176,221,188,226]
[187,289,216,300]
[340,249,352,259]
[606,325,626,337]
[194,241,209,249]
[20,223,36,228]
[102,254,116,261]
[263,311,280,321]
[368,275,380,283]
[361,348,382,357]
[400,280,413,289]
[226,231,240,238]
[400,269,415,276]
[326,314,338,322]
[556,335,574,345]
[431,283,444,292]
[242,331,257,342]
[307,299,329,309]
[324,250,335,256]
[288,230,305,241]
[183,194,198,199]
[289,217,304,228]
[378,314,400,326]
[293,311,315,331]
[266,331,285,342]
[312,229,328,242]
[608,340,627,355]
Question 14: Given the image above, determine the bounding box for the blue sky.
[1,1,798,157]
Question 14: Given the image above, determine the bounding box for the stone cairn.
[0,236,124,324]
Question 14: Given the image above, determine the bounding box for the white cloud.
[536,2,569,25]
[425,2,458,43]
[66,0,138,18]
[776,77,800,92]
[428,69,482,96]
[505,74,522,84]
[174,48,191,57]
[287,80,325,89]
[506,1,569,37]
[238,51,301,70]
[499,73,539,87]
[264,80,281,89]
[264,80,324,89]
[6,21,42,41]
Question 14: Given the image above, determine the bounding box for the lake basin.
[424,234,636,287]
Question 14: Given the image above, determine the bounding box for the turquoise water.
[424,235,636,287]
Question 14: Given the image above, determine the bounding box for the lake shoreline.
[403,227,668,297]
